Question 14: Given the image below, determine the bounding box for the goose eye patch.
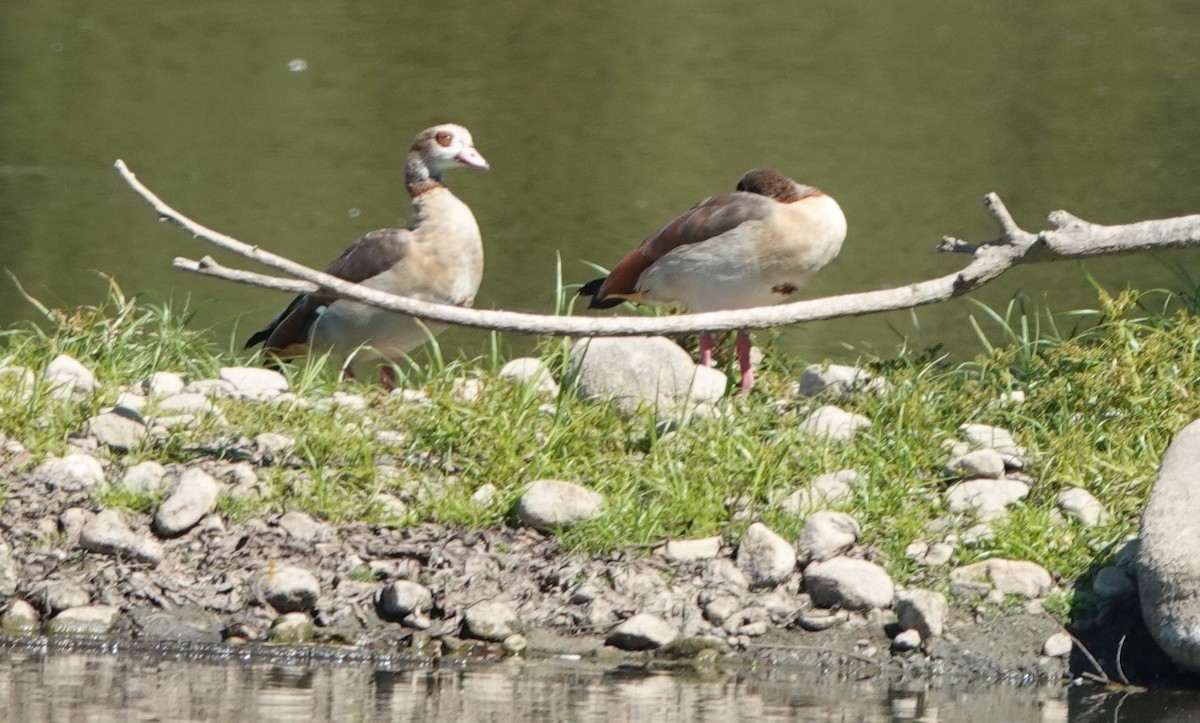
[435,132,453,147]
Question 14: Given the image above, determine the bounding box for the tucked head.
[736,169,812,203]
[411,123,489,175]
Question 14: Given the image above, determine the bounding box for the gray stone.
[86,408,147,452]
[46,354,96,396]
[377,580,433,628]
[1056,487,1108,527]
[0,539,17,597]
[1138,419,1200,673]
[182,379,236,398]
[80,510,163,564]
[157,392,218,415]
[269,612,314,643]
[960,523,995,546]
[796,511,860,565]
[114,392,147,412]
[498,357,560,397]
[277,511,323,542]
[704,558,749,589]
[463,600,520,641]
[1,600,38,635]
[471,484,498,506]
[701,594,741,626]
[127,607,223,643]
[219,366,288,394]
[375,493,408,520]
[660,537,722,563]
[896,589,949,638]
[58,508,91,543]
[35,453,105,489]
[142,371,186,397]
[502,633,528,655]
[605,613,678,651]
[736,522,797,589]
[514,479,603,531]
[959,423,1027,466]
[262,565,320,613]
[797,364,884,400]
[330,391,368,410]
[951,559,1052,599]
[795,608,849,631]
[46,605,120,636]
[1042,631,1073,658]
[0,366,35,397]
[564,336,722,417]
[892,628,922,652]
[688,366,728,404]
[779,470,860,514]
[254,432,295,457]
[798,405,871,443]
[118,461,168,495]
[33,582,90,615]
[944,449,1006,479]
[945,478,1029,519]
[924,542,955,566]
[153,468,221,537]
[1092,565,1135,600]
[805,557,895,611]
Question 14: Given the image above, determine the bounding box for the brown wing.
[244,228,412,353]
[588,192,775,304]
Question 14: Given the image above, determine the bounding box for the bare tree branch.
[116,160,1200,338]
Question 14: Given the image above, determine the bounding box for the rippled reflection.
[0,646,1098,722]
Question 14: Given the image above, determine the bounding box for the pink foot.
[699,332,716,367]
[735,330,754,393]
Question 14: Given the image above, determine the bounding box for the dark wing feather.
[582,192,775,302]
[244,228,412,353]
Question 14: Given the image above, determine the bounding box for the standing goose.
[245,123,489,385]
[579,169,846,393]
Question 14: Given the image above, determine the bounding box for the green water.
[3,2,1200,361]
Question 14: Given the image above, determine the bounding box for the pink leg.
[735,330,754,393]
[699,332,716,367]
[380,364,397,392]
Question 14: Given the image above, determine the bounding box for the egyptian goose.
[244,123,489,385]
[579,169,846,393]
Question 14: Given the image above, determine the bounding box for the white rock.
[153,468,221,537]
[1092,565,1135,600]
[1042,631,1073,658]
[1,599,38,635]
[219,367,288,393]
[375,493,408,519]
[451,377,485,404]
[660,537,722,563]
[182,379,236,398]
[1138,419,1200,674]
[156,392,217,415]
[736,522,797,589]
[0,366,35,397]
[924,542,955,566]
[46,605,120,636]
[688,365,728,404]
[565,336,715,417]
[34,581,90,614]
[330,392,368,410]
[80,509,163,564]
[269,611,315,643]
[892,628,922,652]
[1056,487,1108,527]
[142,372,186,397]
[463,600,520,641]
[944,449,1006,479]
[960,523,995,546]
[951,559,1052,599]
[0,539,18,597]
[46,354,96,396]
[514,480,603,531]
[471,484,498,506]
[605,613,678,651]
[86,408,147,451]
[498,358,559,397]
[377,580,433,627]
[254,432,295,456]
[779,470,860,513]
[959,423,1027,467]
[58,508,91,544]
[945,478,1030,519]
[262,565,320,613]
[796,511,860,565]
[798,406,871,443]
[704,558,749,589]
[277,511,323,542]
[35,453,105,489]
[895,588,948,638]
[797,364,884,400]
[805,557,895,610]
[114,392,147,411]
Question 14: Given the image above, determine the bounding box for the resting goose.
[579,169,846,393]
[244,123,489,385]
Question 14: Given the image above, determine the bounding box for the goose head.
[735,168,806,203]
[410,124,489,179]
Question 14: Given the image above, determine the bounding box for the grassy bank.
[3,280,1199,614]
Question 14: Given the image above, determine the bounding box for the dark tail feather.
[244,328,271,350]
[578,277,624,309]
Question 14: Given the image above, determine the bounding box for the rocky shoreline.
[0,342,1193,686]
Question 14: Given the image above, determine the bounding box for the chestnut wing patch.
[595,192,775,300]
